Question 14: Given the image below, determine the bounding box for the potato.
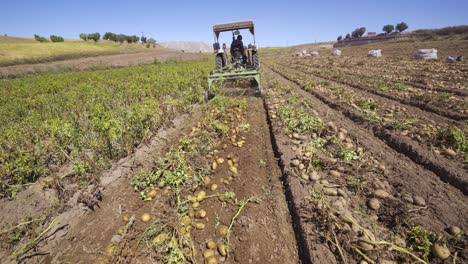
[206,256,218,264]
[141,213,151,222]
[217,158,224,164]
[227,160,234,167]
[203,249,215,258]
[218,243,227,257]
[197,191,207,201]
[448,225,461,236]
[211,184,218,192]
[192,202,200,208]
[203,176,211,185]
[367,198,381,210]
[218,225,229,236]
[148,189,158,198]
[431,243,450,260]
[181,215,192,226]
[212,161,218,170]
[229,166,238,174]
[207,240,216,249]
[152,233,167,245]
[195,223,206,230]
[188,209,195,218]
[122,215,129,222]
[196,209,207,219]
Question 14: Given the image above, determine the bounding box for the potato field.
[0,39,467,264]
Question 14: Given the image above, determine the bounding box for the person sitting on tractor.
[230,35,245,62]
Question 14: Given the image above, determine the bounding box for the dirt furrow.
[265,64,468,195]
[263,66,468,263]
[280,62,467,121]
[293,59,468,96]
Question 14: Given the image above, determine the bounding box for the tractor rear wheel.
[215,55,223,69]
[253,52,260,69]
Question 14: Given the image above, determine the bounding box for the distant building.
[367,32,377,36]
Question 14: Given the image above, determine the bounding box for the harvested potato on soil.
[141,213,151,222]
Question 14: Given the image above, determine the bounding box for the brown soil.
[0,50,205,78]
[263,67,468,263]
[1,97,301,264]
[0,108,201,263]
[266,64,468,194]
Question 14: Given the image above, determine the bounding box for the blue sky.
[2,0,467,47]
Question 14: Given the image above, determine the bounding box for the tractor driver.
[230,35,245,61]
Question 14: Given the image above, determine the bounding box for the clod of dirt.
[367,198,381,210]
[141,213,151,222]
[413,196,426,206]
[374,189,390,198]
[447,225,462,236]
[329,170,341,177]
[431,243,451,260]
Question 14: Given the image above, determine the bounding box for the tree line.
[34,34,65,42]
[33,32,156,46]
[337,22,409,41]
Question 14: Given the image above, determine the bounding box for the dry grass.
[0,37,159,66]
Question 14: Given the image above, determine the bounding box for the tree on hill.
[34,34,48,42]
[87,32,101,42]
[79,33,87,41]
[141,36,147,43]
[147,38,156,48]
[345,33,351,39]
[396,22,409,33]
[383,24,394,34]
[103,32,117,41]
[352,27,366,38]
[337,35,343,41]
[50,35,64,42]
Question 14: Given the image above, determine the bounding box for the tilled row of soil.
[1,96,301,264]
[262,67,467,263]
[265,62,468,195]
[295,59,468,96]
[278,59,467,120]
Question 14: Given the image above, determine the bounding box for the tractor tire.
[253,52,260,69]
[215,56,223,69]
[204,91,215,102]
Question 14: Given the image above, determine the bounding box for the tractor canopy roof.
[213,20,255,38]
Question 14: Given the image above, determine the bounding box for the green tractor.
[205,20,262,101]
